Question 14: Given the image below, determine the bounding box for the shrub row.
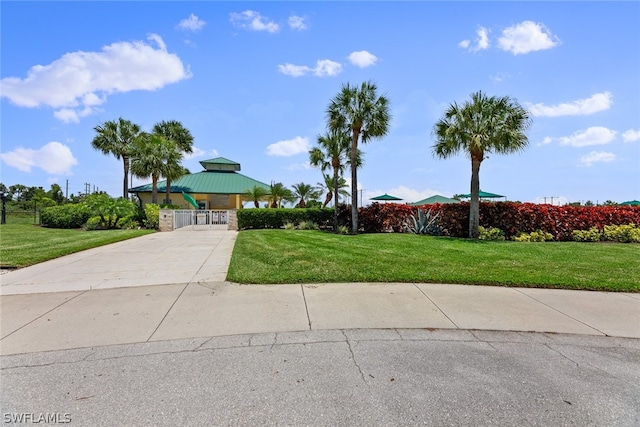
[40,203,91,228]
[573,224,640,243]
[238,208,334,230]
[336,202,640,241]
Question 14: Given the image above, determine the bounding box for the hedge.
[237,208,334,229]
[336,202,640,241]
[41,204,91,229]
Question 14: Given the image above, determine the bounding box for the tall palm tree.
[291,182,320,208]
[432,91,532,238]
[327,81,391,233]
[152,120,194,204]
[245,185,269,208]
[91,118,142,198]
[130,133,182,204]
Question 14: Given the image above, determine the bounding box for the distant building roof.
[410,195,460,205]
[129,157,269,195]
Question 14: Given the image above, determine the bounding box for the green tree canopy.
[327,81,390,233]
[432,91,532,238]
[91,118,142,199]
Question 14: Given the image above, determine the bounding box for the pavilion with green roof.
[129,157,270,210]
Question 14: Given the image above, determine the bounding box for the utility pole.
[66,179,69,200]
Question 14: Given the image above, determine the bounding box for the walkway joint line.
[300,285,312,330]
[146,283,190,342]
[412,283,460,329]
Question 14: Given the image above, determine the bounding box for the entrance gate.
[173,210,229,230]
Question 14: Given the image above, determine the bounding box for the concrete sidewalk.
[1,229,639,356]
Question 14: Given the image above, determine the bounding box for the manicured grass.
[227,230,640,292]
[0,223,155,268]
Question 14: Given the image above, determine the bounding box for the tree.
[47,184,66,205]
[327,81,390,233]
[268,182,295,208]
[91,118,142,199]
[291,182,320,208]
[245,185,269,208]
[130,133,181,204]
[152,120,194,204]
[310,129,351,228]
[432,91,532,238]
[317,174,350,209]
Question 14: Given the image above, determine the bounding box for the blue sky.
[1,1,639,205]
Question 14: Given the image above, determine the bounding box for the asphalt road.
[2,329,639,426]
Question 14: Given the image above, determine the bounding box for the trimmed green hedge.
[237,208,334,229]
[41,204,91,229]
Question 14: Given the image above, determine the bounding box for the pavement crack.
[545,343,580,368]
[469,331,498,350]
[342,330,366,383]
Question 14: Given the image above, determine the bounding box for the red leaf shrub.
[347,202,640,240]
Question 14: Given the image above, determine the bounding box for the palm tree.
[432,91,532,238]
[268,182,295,208]
[317,174,350,208]
[91,118,142,198]
[327,81,391,233]
[291,182,320,208]
[130,133,182,204]
[152,120,194,204]
[245,185,269,208]
[310,129,350,227]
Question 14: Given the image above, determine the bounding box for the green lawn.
[0,223,155,268]
[228,230,640,292]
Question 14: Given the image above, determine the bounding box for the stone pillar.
[159,209,174,232]
[228,209,238,231]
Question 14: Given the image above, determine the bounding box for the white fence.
[173,210,229,230]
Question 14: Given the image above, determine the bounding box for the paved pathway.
[1,229,639,356]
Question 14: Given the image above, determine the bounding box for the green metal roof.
[410,195,461,205]
[201,157,239,165]
[200,157,241,171]
[129,170,270,195]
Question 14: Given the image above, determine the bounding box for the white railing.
[173,210,229,230]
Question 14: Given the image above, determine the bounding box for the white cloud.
[348,51,378,68]
[580,151,616,167]
[278,59,342,77]
[622,129,640,143]
[177,14,206,32]
[184,147,218,160]
[0,34,190,122]
[288,15,307,31]
[285,162,312,171]
[277,63,311,77]
[266,136,310,156]
[460,27,490,53]
[498,21,560,55]
[527,92,612,117]
[230,10,280,33]
[314,59,342,76]
[490,72,511,83]
[0,142,78,174]
[558,127,617,147]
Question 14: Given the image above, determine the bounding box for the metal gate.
[173,210,229,230]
